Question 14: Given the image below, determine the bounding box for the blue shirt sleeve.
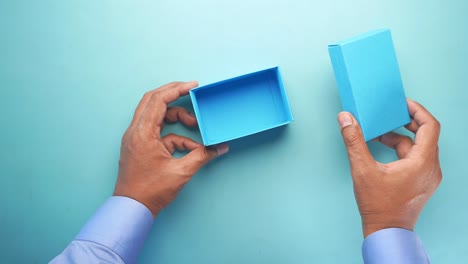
[362,228,431,264]
[50,196,154,264]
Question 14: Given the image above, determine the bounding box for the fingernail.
[216,144,229,156]
[338,112,353,128]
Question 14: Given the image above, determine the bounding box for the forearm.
[51,196,154,264]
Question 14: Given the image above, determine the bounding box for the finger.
[377,132,414,159]
[129,92,153,129]
[129,82,183,129]
[180,144,229,174]
[164,107,198,127]
[138,81,199,136]
[153,81,197,95]
[404,119,419,134]
[406,98,441,154]
[337,112,375,175]
[162,134,202,154]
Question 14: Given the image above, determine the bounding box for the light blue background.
[0,1,466,263]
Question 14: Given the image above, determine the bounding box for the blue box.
[328,29,410,141]
[190,67,294,146]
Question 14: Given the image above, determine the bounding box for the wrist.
[112,191,162,219]
[362,217,415,238]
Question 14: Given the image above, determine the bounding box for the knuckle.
[143,91,152,99]
[127,131,143,146]
[121,132,128,145]
[150,91,163,101]
[164,108,179,121]
[192,149,209,166]
[174,106,186,112]
[402,135,413,144]
[169,81,184,86]
[430,168,443,190]
[434,120,441,132]
[195,149,207,163]
[402,135,412,141]
[166,106,175,112]
[165,133,177,139]
[438,170,443,184]
[121,129,139,147]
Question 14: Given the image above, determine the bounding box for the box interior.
[191,68,293,145]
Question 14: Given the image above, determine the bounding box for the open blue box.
[190,67,294,146]
[328,29,411,141]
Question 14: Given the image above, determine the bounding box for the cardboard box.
[328,29,410,141]
[190,67,294,146]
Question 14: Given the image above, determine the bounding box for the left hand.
[114,81,229,217]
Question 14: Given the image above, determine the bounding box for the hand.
[114,81,229,217]
[337,98,442,238]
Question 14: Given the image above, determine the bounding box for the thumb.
[337,112,374,169]
[181,144,229,174]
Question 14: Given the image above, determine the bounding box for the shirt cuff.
[362,228,430,264]
[75,196,154,264]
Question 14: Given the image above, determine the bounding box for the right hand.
[337,98,442,238]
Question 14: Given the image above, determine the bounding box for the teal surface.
[0,1,467,263]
